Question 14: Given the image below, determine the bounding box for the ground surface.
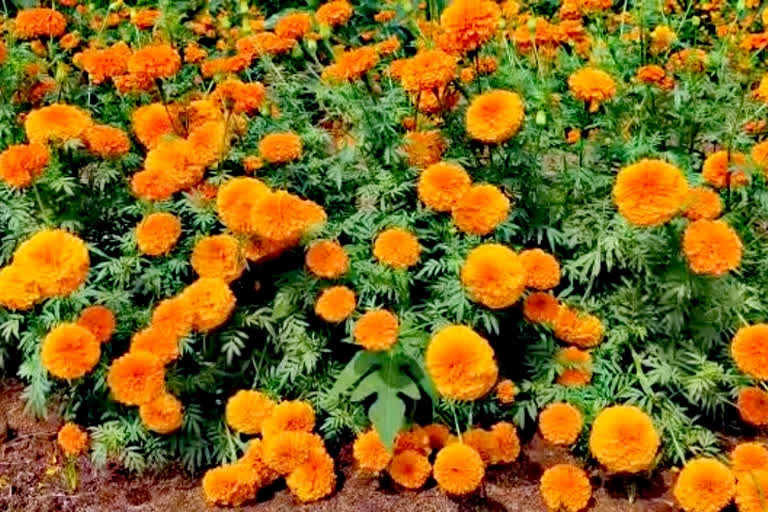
[0,380,680,512]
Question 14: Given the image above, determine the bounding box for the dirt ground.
[0,380,680,512]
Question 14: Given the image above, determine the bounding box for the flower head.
[181,278,236,332]
[202,464,259,506]
[315,286,356,323]
[263,431,318,475]
[107,350,165,406]
[702,151,748,189]
[261,400,316,438]
[191,235,244,283]
[490,421,520,464]
[77,305,116,343]
[316,0,353,27]
[305,240,348,279]
[731,324,768,380]
[130,326,179,364]
[13,229,90,298]
[0,143,49,188]
[139,392,183,434]
[275,13,312,40]
[127,44,181,79]
[285,446,336,502]
[683,187,722,221]
[732,443,768,475]
[539,403,583,446]
[259,132,302,164]
[433,443,485,495]
[401,50,456,93]
[418,162,472,212]
[132,103,176,148]
[613,159,688,226]
[452,184,510,235]
[0,265,41,311]
[353,429,391,472]
[738,387,768,426]
[41,323,100,380]
[58,423,88,456]
[496,379,517,404]
[440,0,501,53]
[589,405,660,473]
[14,8,67,39]
[354,309,399,351]
[135,212,182,256]
[389,450,431,489]
[520,249,561,290]
[568,68,616,112]
[682,219,742,276]
[540,464,592,512]
[673,458,735,512]
[373,228,421,269]
[226,390,276,435]
[557,347,593,387]
[83,124,131,158]
[553,306,604,348]
[466,90,525,144]
[323,46,379,82]
[461,244,526,309]
[523,292,560,324]
[151,297,193,341]
[25,104,92,144]
[216,177,270,234]
[403,131,446,168]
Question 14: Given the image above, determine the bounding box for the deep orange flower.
[151,296,193,341]
[751,140,768,170]
[191,235,244,283]
[130,326,179,364]
[261,400,316,438]
[519,249,561,290]
[673,458,735,512]
[305,240,348,279]
[13,229,90,298]
[285,445,336,502]
[702,151,748,189]
[389,450,431,489]
[202,463,259,506]
[490,421,520,464]
[466,90,525,144]
[315,0,353,27]
[403,130,446,168]
[259,132,302,164]
[401,50,456,93]
[354,309,399,351]
[589,405,659,473]
[187,120,228,169]
[539,464,592,512]
[613,159,688,226]
[461,244,526,309]
[143,137,204,192]
[440,0,500,54]
[353,429,391,472]
[373,228,421,269]
[58,422,88,456]
[731,443,768,474]
[452,184,510,235]
[323,46,379,82]
[226,390,276,435]
[216,177,270,234]
[568,67,617,112]
[235,32,295,60]
[213,79,266,114]
[667,48,709,73]
[132,9,160,29]
[132,103,177,148]
[738,387,768,426]
[73,42,131,84]
[0,143,49,188]
[539,403,582,446]
[433,443,484,495]
[523,292,560,324]
[25,104,92,144]
[495,379,517,404]
[107,350,165,406]
[394,427,430,456]
[275,12,312,40]
[682,219,742,276]
[139,391,183,434]
[424,424,452,451]
[77,305,116,343]
[181,278,236,332]
[683,187,722,221]
[14,8,67,39]
[315,285,356,323]
[83,124,131,158]
[418,162,471,212]
[0,265,41,311]
[462,428,499,465]
[553,306,604,348]
[263,431,320,475]
[426,325,498,401]
[135,212,182,256]
[731,324,768,380]
[736,470,768,512]
[127,44,181,79]
[250,191,326,242]
[556,347,593,387]
[184,42,207,63]
[245,235,299,263]
[636,65,673,89]
[41,323,100,380]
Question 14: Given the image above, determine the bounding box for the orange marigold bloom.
[184,42,207,64]
[553,306,604,348]
[58,422,88,457]
[216,177,270,234]
[736,470,768,512]
[440,0,500,54]
[251,191,326,242]
[394,427,430,456]
[462,428,499,465]
[245,235,299,263]
[389,450,431,489]
[466,90,525,144]
[461,244,526,309]
[259,132,302,164]
[732,324,768,380]
[354,309,399,351]
[213,79,266,115]
[636,64,674,89]
[315,0,353,27]
[152,296,193,340]
[13,229,90,298]
[143,137,204,192]
[315,285,356,323]
[275,12,312,40]
[523,292,560,324]
[0,265,41,311]
[235,32,295,60]
[181,278,236,332]
[540,464,591,512]
[202,463,259,506]
[424,424,452,451]
[731,443,768,474]
[323,46,379,82]
[683,187,722,221]
[539,403,582,446]
[83,124,131,158]
[452,184,510,235]
[418,162,471,212]
[751,140,768,170]
[261,400,316,438]
[682,219,742,277]
[114,72,155,94]
[433,443,485,495]
[589,405,660,474]
[25,104,92,144]
[401,50,456,93]
[403,130,446,168]
[373,228,421,269]
[673,458,735,512]
[568,67,617,112]
[667,48,709,74]
[613,159,688,226]
[107,350,165,406]
[131,169,175,199]
[702,151,748,189]
[426,325,498,401]
[557,347,593,387]
[375,36,400,55]
[191,235,244,283]
[0,142,49,188]
[285,446,336,502]
[306,240,348,279]
[77,305,116,343]
[127,44,181,79]
[520,249,560,290]
[496,379,517,404]
[139,392,183,434]
[41,323,100,380]
[130,326,179,364]
[73,42,132,84]
[738,387,768,427]
[353,429,391,472]
[263,431,319,475]
[490,421,520,464]
[132,8,160,29]
[14,8,67,39]
[188,120,228,169]
[132,103,177,148]
[135,212,182,256]
[226,390,276,435]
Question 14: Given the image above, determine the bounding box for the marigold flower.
[41,323,100,380]
[235,32,295,60]
[426,325,498,401]
[490,421,520,464]
[191,235,244,283]
[107,350,165,406]
[401,50,456,93]
[0,265,41,311]
[245,235,299,263]
[305,240,348,279]
[353,429,391,472]
[433,443,484,495]
[181,277,236,332]
[394,427,431,456]
[263,431,319,475]
[213,79,266,114]
[440,0,500,54]
[13,229,90,298]
[130,326,179,364]
[568,67,617,112]
[150,297,193,341]
[132,9,160,29]
[251,191,325,242]
[589,405,659,473]
[261,400,316,438]
[557,347,593,387]
[14,8,67,39]
[403,130,446,168]
[226,390,276,435]
[452,184,510,235]
[667,48,709,73]
[83,124,131,158]
[673,458,735,512]
[77,305,115,343]
[315,0,353,27]
[73,42,132,84]
[540,464,592,512]
[184,42,207,63]
[285,446,336,502]
[702,151,748,189]
[132,103,177,148]
[323,46,379,82]
[519,249,561,290]
[466,90,525,144]
[731,443,768,474]
[353,309,399,351]
[496,379,517,404]
[389,450,431,489]
[738,387,768,426]
[187,120,228,169]
[143,137,204,192]
[523,292,560,324]
[315,285,356,323]
[461,244,526,309]
[127,44,181,79]
[373,228,420,269]
[202,463,259,506]
[417,162,471,212]
[731,324,768,380]
[636,64,673,89]
[462,428,499,465]
[735,470,768,512]
[274,12,312,40]
[25,104,92,144]
[135,212,182,256]
[683,187,722,221]
[58,423,88,457]
[239,439,279,487]
[216,177,270,234]
[613,159,688,226]
[259,132,302,164]
[682,219,742,277]
[553,306,604,348]
[139,392,183,434]
[424,424,452,451]
[751,140,768,170]
[539,403,583,446]
[0,142,49,188]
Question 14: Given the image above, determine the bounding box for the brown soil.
[0,380,678,512]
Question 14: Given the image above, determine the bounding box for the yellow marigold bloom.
[461,244,526,309]
[553,306,604,348]
[673,458,735,512]
[226,390,276,435]
[275,12,312,40]
[202,463,259,507]
[127,44,181,79]
[682,219,742,277]
[259,132,302,164]
[14,229,89,298]
[425,325,498,401]
[130,326,179,364]
[135,212,182,257]
[702,151,748,189]
[305,240,348,279]
[263,431,319,475]
[452,184,510,235]
[181,277,236,332]
[568,67,617,112]
[316,0,353,27]
[139,392,183,434]
[25,104,93,144]
[83,124,131,158]
[41,323,100,380]
[354,309,398,351]
[613,159,688,226]
[58,422,88,457]
[731,443,768,474]
[539,403,583,446]
[490,421,520,464]
[191,235,244,283]
[14,8,67,39]
[736,470,768,512]
[523,292,560,324]
[418,162,472,212]
[0,265,41,311]
[495,379,517,404]
[216,177,270,234]
[440,0,501,54]
[401,50,457,93]
[373,228,421,269]
[132,103,176,149]
[433,443,485,495]
[107,350,165,406]
[520,249,561,290]
[539,464,592,512]
[403,130,446,168]
[683,187,722,221]
[650,25,676,53]
[739,387,768,427]
[389,450,431,489]
[0,143,49,188]
[77,305,116,343]
[315,285,356,323]
[465,90,525,144]
[353,429,391,473]
[323,46,379,82]
[732,324,768,380]
[285,446,336,502]
[589,405,659,474]
[557,347,593,387]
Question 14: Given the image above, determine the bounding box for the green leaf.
[402,355,438,402]
[327,351,384,400]
[368,393,405,452]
